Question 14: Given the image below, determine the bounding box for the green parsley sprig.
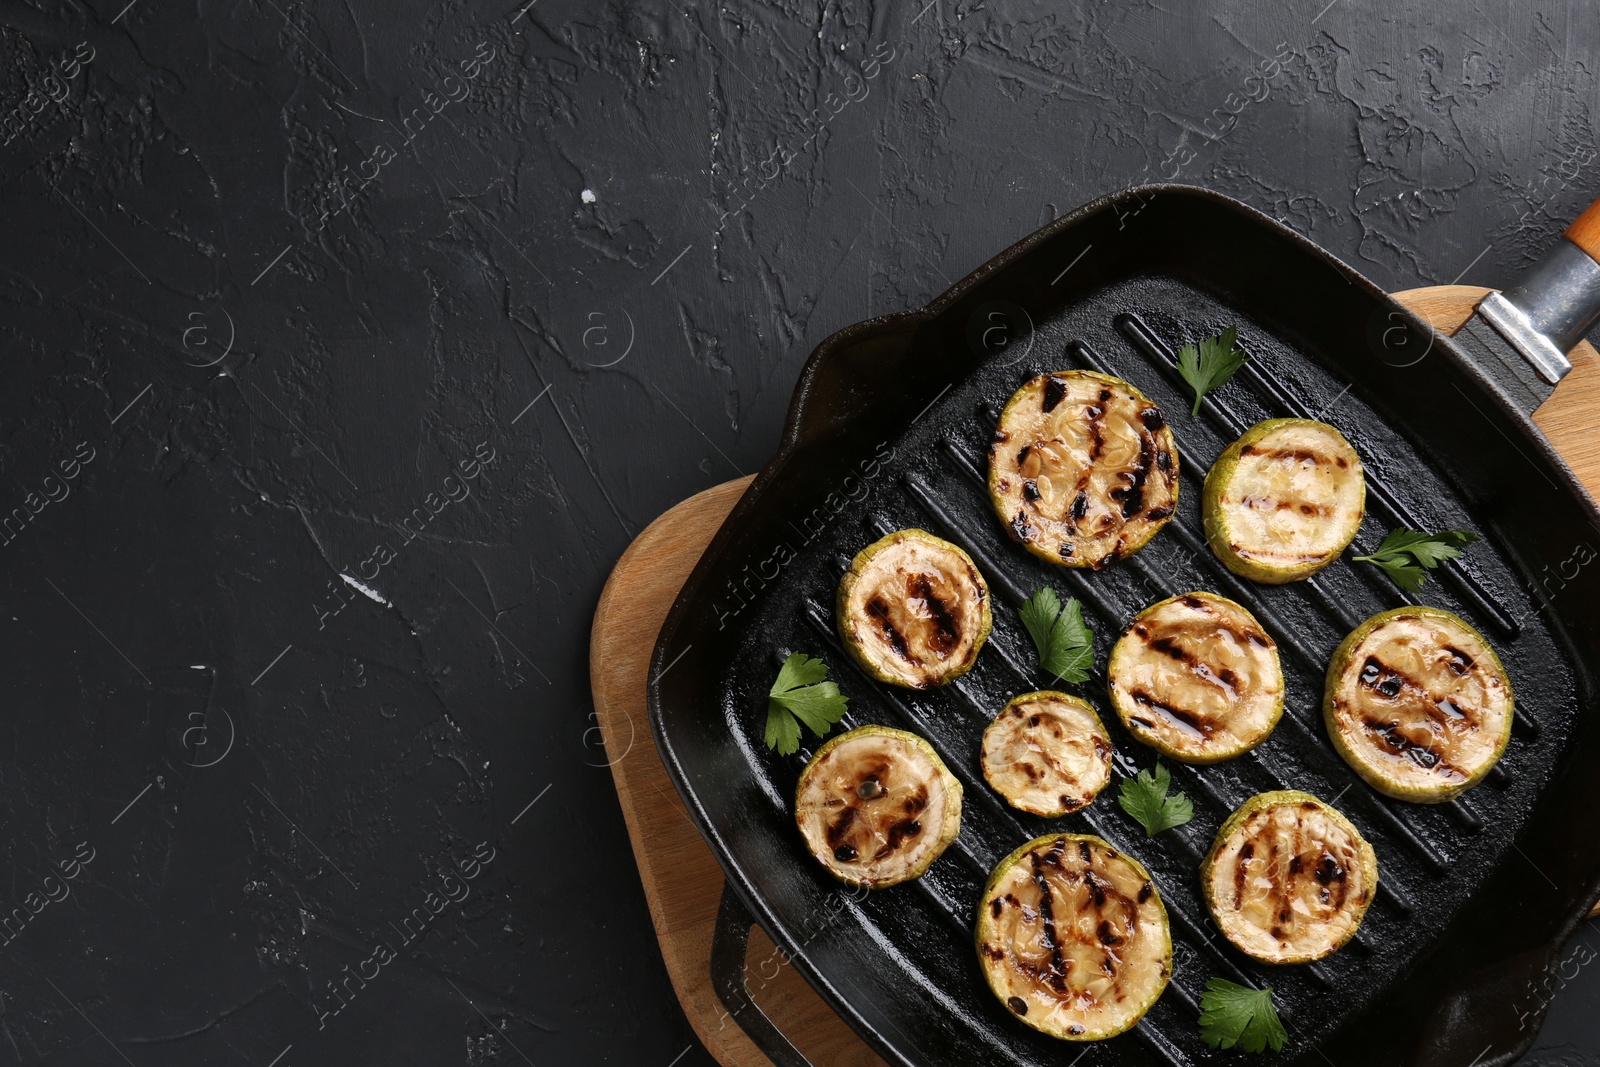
[1117,762,1193,837]
[1177,325,1248,416]
[1352,528,1480,592]
[1198,977,1287,1054]
[764,652,849,756]
[1018,587,1094,684]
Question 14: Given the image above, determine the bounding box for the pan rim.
[644,182,1600,1067]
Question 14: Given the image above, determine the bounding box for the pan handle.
[1470,196,1600,391]
[708,883,815,1067]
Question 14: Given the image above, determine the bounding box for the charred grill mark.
[1156,449,1172,471]
[1147,636,1188,661]
[1096,920,1124,946]
[1362,717,1460,775]
[991,897,1004,919]
[1443,645,1475,675]
[1041,375,1068,413]
[1108,431,1154,519]
[1022,478,1040,502]
[1083,869,1107,907]
[1358,655,1481,739]
[825,806,858,851]
[1240,495,1328,516]
[1138,881,1153,904]
[1017,444,1031,465]
[903,784,929,815]
[1233,842,1252,911]
[1007,996,1028,1016]
[1028,851,1068,992]
[866,598,914,663]
[1085,402,1107,460]
[1146,634,1240,692]
[1147,504,1173,520]
[874,818,923,860]
[1010,511,1037,543]
[912,575,960,653]
[1130,689,1213,736]
[1140,407,1165,430]
[1240,445,1332,466]
[1068,489,1088,527]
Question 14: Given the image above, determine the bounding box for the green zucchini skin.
[835,528,991,689]
[794,725,962,889]
[988,370,1179,570]
[1201,790,1378,964]
[1202,418,1365,584]
[1324,606,1514,803]
[975,833,1171,1040]
[979,691,1113,817]
[1106,591,1284,764]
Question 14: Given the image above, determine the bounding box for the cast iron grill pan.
[648,187,1600,1067]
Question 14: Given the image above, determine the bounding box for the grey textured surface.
[0,0,1597,1064]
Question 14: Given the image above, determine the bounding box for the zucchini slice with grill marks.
[976,834,1171,1040]
[988,370,1179,569]
[794,725,962,888]
[836,529,991,689]
[1107,592,1284,763]
[1202,790,1378,964]
[1202,418,1365,583]
[1324,606,1513,803]
[980,692,1113,817]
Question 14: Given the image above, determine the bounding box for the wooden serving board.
[587,285,1600,1067]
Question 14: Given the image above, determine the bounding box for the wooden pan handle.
[1563,196,1600,263]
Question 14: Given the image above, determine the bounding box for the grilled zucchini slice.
[836,529,991,689]
[1202,418,1365,583]
[1107,592,1284,764]
[1324,606,1513,803]
[795,725,962,888]
[976,834,1171,1040]
[989,370,1179,569]
[1202,790,1377,964]
[980,692,1113,817]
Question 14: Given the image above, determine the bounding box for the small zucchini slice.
[836,528,991,689]
[1202,418,1365,583]
[980,692,1113,817]
[1107,592,1284,764]
[976,834,1171,1040]
[1202,790,1377,964]
[794,725,962,888]
[988,370,1179,570]
[1324,606,1513,803]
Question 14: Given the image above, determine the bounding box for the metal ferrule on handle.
[1473,198,1600,390]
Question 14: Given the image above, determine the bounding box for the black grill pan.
[646,186,1600,1067]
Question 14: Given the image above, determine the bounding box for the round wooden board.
[588,285,1600,1067]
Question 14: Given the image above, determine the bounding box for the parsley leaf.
[1352,528,1480,592]
[1176,324,1248,416]
[1117,762,1193,837]
[764,652,849,756]
[1198,977,1287,1054]
[1018,587,1094,684]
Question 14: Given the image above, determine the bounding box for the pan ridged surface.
[675,272,1581,1066]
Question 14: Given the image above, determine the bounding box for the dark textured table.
[1,1,1598,1064]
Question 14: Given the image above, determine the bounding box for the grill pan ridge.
[647,186,1600,1067]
